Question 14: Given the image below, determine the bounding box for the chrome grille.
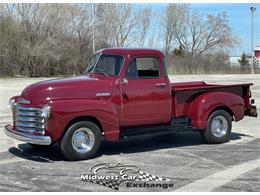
[14,105,45,134]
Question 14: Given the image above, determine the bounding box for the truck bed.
[171,81,253,92]
[171,81,253,119]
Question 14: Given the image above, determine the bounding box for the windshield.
[85,54,100,73]
[85,54,124,77]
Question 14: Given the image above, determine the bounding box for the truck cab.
[5,48,258,160]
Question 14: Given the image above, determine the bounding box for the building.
[254,46,260,68]
[229,56,242,67]
[228,46,260,69]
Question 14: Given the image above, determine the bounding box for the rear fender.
[46,99,120,142]
[189,92,244,129]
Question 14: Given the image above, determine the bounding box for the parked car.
[4,48,258,160]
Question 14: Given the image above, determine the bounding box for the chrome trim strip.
[15,111,42,117]
[16,127,42,134]
[15,105,42,112]
[15,122,44,129]
[15,116,44,123]
[4,125,51,145]
[96,92,111,97]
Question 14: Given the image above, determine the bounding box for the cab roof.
[95,48,165,59]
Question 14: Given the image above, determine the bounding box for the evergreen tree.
[173,45,185,57]
[238,52,249,71]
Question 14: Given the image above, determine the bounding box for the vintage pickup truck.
[5,48,258,160]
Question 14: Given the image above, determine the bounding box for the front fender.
[46,99,120,142]
[189,92,244,129]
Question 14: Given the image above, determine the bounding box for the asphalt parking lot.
[0,74,260,191]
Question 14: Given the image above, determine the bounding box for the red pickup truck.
[5,48,258,160]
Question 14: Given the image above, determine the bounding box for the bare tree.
[161,4,238,57]
[137,7,152,47]
[0,3,240,77]
[95,4,114,48]
[173,10,238,56]
[104,4,139,47]
[95,4,141,48]
[69,5,92,73]
[161,4,188,57]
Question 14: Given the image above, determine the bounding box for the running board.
[120,117,193,138]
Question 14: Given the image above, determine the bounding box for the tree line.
[0,3,239,77]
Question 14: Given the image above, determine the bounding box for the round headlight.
[42,105,51,118]
[8,98,16,110]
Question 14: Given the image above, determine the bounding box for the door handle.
[155,83,166,88]
[116,78,128,85]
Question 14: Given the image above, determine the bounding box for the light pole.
[92,3,95,54]
[250,6,256,74]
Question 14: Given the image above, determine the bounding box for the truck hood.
[21,75,114,105]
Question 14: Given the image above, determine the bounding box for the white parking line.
[174,157,260,192]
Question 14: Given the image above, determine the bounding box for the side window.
[126,57,160,78]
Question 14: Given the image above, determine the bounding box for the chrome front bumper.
[4,125,51,145]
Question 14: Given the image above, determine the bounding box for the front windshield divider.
[91,53,102,74]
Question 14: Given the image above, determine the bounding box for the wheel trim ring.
[72,128,95,153]
[211,116,228,138]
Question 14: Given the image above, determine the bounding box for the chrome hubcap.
[72,128,95,153]
[211,116,228,138]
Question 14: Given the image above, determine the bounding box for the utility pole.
[92,3,95,54]
[250,6,256,74]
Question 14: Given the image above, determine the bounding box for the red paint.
[9,48,256,143]
[255,46,260,57]
[255,51,260,57]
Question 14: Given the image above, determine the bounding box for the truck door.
[119,56,171,126]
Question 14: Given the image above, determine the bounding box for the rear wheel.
[60,121,101,160]
[200,110,232,144]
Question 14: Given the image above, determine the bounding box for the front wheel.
[60,121,101,160]
[200,110,232,144]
